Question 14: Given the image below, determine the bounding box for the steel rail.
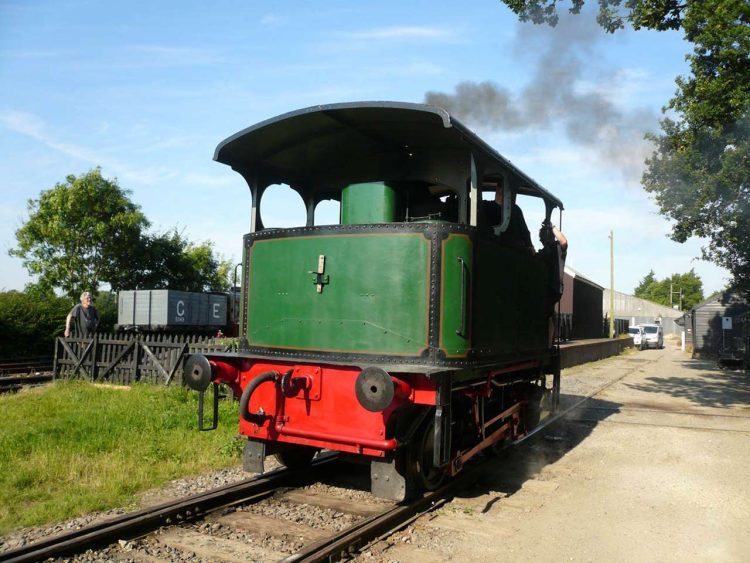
[574,404,750,420]
[0,374,53,393]
[0,454,339,563]
[0,360,53,378]
[571,417,750,434]
[282,468,478,563]
[0,357,53,369]
[513,354,662,445]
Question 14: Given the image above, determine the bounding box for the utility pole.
[670,283,684,310]
[609,230,615,338]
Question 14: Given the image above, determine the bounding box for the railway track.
[0,358,54,393]
[0,357,54,376]
[0,354,662,563]
[0,374,54,394]
[0,455,334,562]
[0,452,477,563]
[0,449,575,562]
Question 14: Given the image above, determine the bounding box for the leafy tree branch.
[500,0,750,294]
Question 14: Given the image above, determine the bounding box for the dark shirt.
[539,241,567,313]
[502,203,533,250]
[482,201,533,250]
[70,304,99,337]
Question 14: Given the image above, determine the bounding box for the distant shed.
[603,289,684,335]
[690,290,748,359]
[563,267,604,340]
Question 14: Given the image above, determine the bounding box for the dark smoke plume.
[424,14,657,179]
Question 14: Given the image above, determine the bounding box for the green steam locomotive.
[185,102,565,500]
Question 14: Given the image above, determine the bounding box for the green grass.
[0,381,244,535]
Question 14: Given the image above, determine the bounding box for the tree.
[95,291,118,332]
[634,270,658,299]
[0,286,71,358]
[642,2,750,296]
[634,269,704,310]
[136,230,232,292]
[10,168,149,299]
[11,169,233,298]
[500,1,750,295]
[501,1,688,32]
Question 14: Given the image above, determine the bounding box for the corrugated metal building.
[602,289,684,335]
[689,291,748,359]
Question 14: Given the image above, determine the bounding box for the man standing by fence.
[64,291,99,338]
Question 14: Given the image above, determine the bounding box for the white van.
[641,324,664,349]
[628,325,645,350]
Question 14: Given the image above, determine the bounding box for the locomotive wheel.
[274,445,318,469]
[407,420,445,492]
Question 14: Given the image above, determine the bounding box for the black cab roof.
[214,101,563,210]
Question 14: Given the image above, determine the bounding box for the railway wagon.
[117,289,240,335]
[185,102,566,500]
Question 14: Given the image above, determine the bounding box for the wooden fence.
[53,332,236,386]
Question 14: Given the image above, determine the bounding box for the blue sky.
[0,0,730,297]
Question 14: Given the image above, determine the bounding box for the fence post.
[53,337,60,381]
[91,333,99,381]
[134,334,141,382]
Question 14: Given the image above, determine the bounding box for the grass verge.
[0,381,243,535]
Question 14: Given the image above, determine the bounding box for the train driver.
[491,185,534,254]
[539,222,569,346]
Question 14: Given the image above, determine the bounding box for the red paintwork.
[208,359,437,458]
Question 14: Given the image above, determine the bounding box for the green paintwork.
[341,182,398,225]
[246,233,430,355]
[440,234,472,357]
[242,223,554,365]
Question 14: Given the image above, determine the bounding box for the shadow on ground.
[310,395,623,507]
[622,362,750,409]
[454,395,621,509]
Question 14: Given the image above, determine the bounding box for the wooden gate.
[53,332,235,385]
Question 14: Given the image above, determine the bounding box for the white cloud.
[0,109,179,187]
[0,110,45,137]
[340,26,454,41]
[1,109,112,164]
[260,14,282,26]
